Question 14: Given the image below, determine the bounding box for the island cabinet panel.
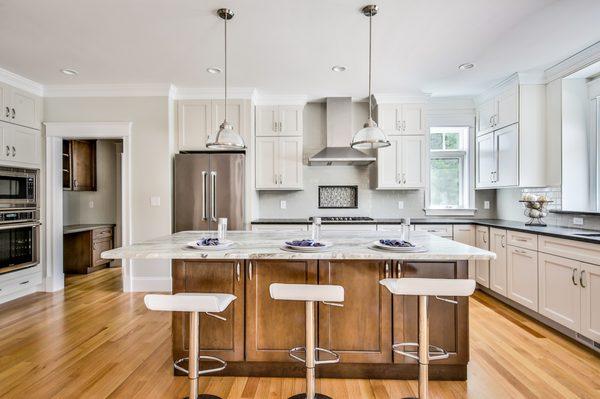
[172,260,244,362]
[245,260,318,362]
[393,261,469,365]
[317,260,392,363]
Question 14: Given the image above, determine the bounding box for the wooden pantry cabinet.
[62,139,97,191]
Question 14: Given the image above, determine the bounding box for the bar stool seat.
[145,293,236,399]
[380,277,475,399]
[270,283,344,399]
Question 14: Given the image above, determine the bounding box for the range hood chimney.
[308,97,376,166]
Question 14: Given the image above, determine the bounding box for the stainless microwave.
[0,167,37,208]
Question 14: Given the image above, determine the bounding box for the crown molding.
[0,67,44,97]
[545,41,600,83]
[373,93,430,105]
[173,86,257,100]
[43,83,173,97]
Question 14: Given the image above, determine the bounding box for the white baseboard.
[130,276,172,292]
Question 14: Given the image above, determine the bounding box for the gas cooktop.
[309,216,374,222]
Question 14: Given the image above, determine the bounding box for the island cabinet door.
[172,260,245,362]
[393,261,469,365]
[245,259,318,362]
[318,260,392,363]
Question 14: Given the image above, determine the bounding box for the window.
[429,127,470,209]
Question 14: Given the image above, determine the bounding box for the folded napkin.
[197,238,220,246]
[379,239,414,248]
[286,239,325,247]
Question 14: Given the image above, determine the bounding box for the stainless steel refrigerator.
[174,152,245,232]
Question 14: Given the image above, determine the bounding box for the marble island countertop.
[102,230,496,261]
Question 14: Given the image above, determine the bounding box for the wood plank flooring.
[0,268,598,398]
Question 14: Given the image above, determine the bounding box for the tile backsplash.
[318,186,358,208]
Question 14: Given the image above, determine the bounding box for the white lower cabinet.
[489,228,508,296]
[507,245,538,311]
[581,262,600,341]
[474,226,490,287]
[453,225,476,279]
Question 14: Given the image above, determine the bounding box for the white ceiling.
[1,0,599,98]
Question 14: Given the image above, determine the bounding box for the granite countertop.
[251,218,600,244]
[101,230,496,261]
[64,224,115,235]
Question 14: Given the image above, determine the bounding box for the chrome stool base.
[289,394,333,399]
[183,395,222,399]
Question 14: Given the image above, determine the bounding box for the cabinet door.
[376,135,401,189]
[477,98,496,135]
[400,104,425,135]
[172,260,244,362]
[178,100,212,150]
[255,137,279,189]
[496,85,518,129]
[92,238,112,267]
[489,228,508,296]
[494,124,519,187]
[8,88,39,129]
[394,261,469,364]
[400,135,426,188]
[246,260,317,361]
[507,246,538,311]
[475,226,490,287]
[0,83,8,123]
[476,133,495,188]
[375,104,401,133]
[318,260,391,363]
[538,253,581,331]
[278,105,303,136]
[7,125,41,166]
[279,136,303,189]
[255,105,278,136]
[71,140,96,191]
[581,262,600,341]
[453,225,476,279]
[212,100,242,137]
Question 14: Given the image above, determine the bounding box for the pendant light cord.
[224,13,228,124]
[368,12,372,121]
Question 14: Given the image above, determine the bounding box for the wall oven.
[0,209,40,275]
[0,167,37,208]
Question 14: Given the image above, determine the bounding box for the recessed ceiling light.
[61,68,78,76]
[458,63,475,70]
[206,67,222,74]
[332,65,347,72]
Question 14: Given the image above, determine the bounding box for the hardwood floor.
[0,268,598,398]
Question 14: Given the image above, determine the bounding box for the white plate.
[186,239,234,251]
[281,241,333,252]
[369,241,427,253]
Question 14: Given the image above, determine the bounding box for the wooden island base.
[172,259,470,380]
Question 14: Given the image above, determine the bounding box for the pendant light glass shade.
[206,8,246,149]
[351,5,390,150]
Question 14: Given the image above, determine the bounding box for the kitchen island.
[102,230,495,380]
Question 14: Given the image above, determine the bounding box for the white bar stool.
[380,278,475,399]
[144,293,236,399]
[269,283,344,399]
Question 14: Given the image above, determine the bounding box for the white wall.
[44,96,173,291]
[63,140,119,225]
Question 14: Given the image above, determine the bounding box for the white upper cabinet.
[476,133,495,188]
[490,228,508,296]
[255,136,279,189]
[475,75,546,188]
[401,104,426,135]
[212,100,242,136]
[255,136,303,190]
[377,136,425,189]
[0,121,41,167]
[375,103,426,135]
[255,105,303,136]
[0,83,41,130]
[278,136,303,188]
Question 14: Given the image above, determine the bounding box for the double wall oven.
[0,167,40,275]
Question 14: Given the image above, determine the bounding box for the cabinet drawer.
[0,270,42,298]
[93,239,113,266]
[414,224,453,238]
[93,227,113,240]
[507,230,537,250]
[538,235,600,266]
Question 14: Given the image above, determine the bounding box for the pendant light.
[350,5,390,150]
[206,8,246,149]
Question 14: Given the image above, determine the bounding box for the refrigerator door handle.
[201,171,208,220]
[211,171,217,222]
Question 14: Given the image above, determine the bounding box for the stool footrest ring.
[174,355,227,376]
[392,342,449,361]
[288,346,340,365]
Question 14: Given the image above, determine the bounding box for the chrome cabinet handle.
[385,262,390,278]
[73,179,78,188]
[279,121,282,131]
[5,146,9,157]
[482,233,487,244]
[396,173,401,184]
[11,146,15,157]
[248,261,253,280]
[402,173,406,184]
[402,120,407,130]
[11,108,15,119]
[210,171,217,222]
[4,107,9,118]
[396,120,402,131]
[397,262,401,277]
[572,268,578,286]
[236,262,241,282]
[489,115,494,127]
[201,171,208,220]
[19,280,29,285]
[489,172,494,183]
[273,121,278,132]
[580,270,586,288]
[501,235,505,248]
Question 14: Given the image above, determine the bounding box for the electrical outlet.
[150,196,161,207]
[280,200,287,210]
[573,217,584,226]
[398,201,404,210]
[88,200,94,209]
[484,201,490,210]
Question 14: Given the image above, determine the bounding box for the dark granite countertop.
[251,218,600,244]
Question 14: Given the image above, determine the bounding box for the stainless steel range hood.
[308,97,376,166]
